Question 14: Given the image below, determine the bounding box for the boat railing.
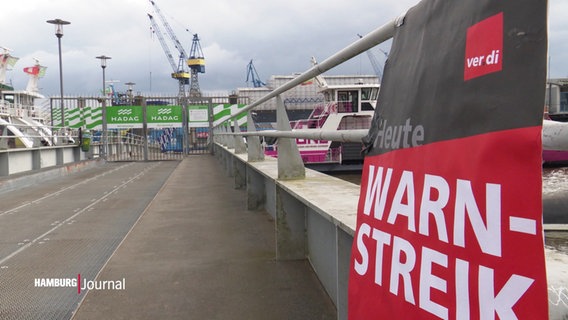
[0,101,38,118]
[290,103,333,130]
[311,105,327,117]
[0,119,148,150]
[0,121,80,148]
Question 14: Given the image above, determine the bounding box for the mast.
[0,47,19,87]
[23,58,47,93]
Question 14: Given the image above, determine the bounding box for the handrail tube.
[218,129,368,143]
[217,18,398,125]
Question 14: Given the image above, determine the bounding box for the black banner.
[350,0,549,319]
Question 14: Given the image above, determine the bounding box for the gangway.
[0,117,34,148]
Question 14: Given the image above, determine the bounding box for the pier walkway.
[0,156,335,319]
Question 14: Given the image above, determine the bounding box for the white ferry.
[0,49,57,148]
[264,77,379,170]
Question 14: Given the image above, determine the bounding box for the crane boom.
[246,59,265,87]
[358,34,386,81]
[149,0,188,59]
[148,0,203,98]
[148,0,191,98]
[148,14,177,72]
[366,50,382,80]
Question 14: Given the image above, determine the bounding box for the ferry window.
[361,88,371,100]
[560,92,568,112]
[3,94,14,103]
[336,115,372,130]
[337,90,359,113]
[361,102,374,111]
[371,88,379,100]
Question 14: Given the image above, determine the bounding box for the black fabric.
[363,0,548,156]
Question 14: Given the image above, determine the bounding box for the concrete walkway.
[73,155,336,319]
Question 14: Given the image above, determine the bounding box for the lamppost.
[96,55,111,159]
[46,18,70,128]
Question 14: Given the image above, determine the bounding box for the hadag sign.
[349,0,548,319]
[147,105,182,128]
[106,106,143,129]
[106,105,184,129]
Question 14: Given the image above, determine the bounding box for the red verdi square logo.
[464,12,503,81]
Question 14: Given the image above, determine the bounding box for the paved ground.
[71,155,336,319]
[0,156,335,319]
[0,161,179,319]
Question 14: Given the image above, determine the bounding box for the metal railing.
[215,16,402,123]
[0,122,80,149]
[212,14,406,179]
[90,130,185,161]
[0,119,170,161]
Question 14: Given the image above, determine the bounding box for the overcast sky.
[1,0,567,96]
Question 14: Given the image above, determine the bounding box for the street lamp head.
[96,55,112,68]
[46,19,71,38]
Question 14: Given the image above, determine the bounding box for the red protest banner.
[349,0,548,319]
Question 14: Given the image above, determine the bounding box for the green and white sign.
[212,104,247,127]
[54,106,103,130]
[54,102,248,130]
[106,106,143,129]
[147,105,183,128]
[188,105,209,128]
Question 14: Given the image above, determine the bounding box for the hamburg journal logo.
[464,12,503,81]
[34,274,125,294]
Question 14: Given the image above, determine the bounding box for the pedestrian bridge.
[0,143,566,319]
[213,141,568,320]
[0,152,339,319]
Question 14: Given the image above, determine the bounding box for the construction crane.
[148,13,189,98]
[246,59,265,88]
[357,34,388,81]
[148,0,191,98]
[188,34,205,97]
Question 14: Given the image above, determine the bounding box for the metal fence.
[43,95,249,161]
[90,130,185,161]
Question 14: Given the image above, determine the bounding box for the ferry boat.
[542,81,568,164]
[264,77,379,170]
[262,78,568,167]
[0,49,57,148]
[543,118,568,164]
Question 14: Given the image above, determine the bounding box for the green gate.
[51,96,249,161]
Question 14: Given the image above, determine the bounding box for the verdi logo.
[464,12,503,81]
